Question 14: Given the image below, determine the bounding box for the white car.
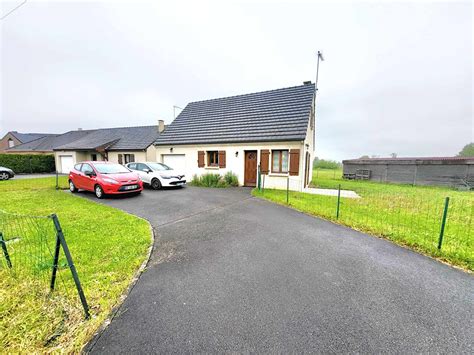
[126,162,186,189]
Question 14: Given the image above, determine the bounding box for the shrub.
[223,171,239,186]
[189,172,239,188]
[0,154,55,174]
[201,173,221,187]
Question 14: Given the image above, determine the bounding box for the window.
[272,150,289,173]
[207,151,218,167]
[136,163,149,172]
[81,163,94,175]
[91,154,97,161]
[93,163,130,174]
[128,163,137,170]
[74,163,82,171]
[8,139,14,148]
[124,154,135,164]
[148,162,171,171]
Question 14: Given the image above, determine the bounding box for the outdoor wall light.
[235,151,239,157]
[170,147,173,153]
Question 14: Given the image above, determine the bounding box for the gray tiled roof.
[9,131,55,144]
[8,130,93,152]
[155,83,315,146]
[54,125,161,151]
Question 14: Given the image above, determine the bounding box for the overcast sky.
[1,0,472,160]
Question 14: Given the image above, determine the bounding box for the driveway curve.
[85,187,473,353]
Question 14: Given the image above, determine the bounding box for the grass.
[253,169,474,271]
[0,176,152,352]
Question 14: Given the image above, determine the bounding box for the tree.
[390,153,398,158]
[359,155,370,159]
[457,143,474,157]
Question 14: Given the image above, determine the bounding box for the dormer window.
[8,138,14,148]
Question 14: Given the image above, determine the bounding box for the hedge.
[0,154,56,174]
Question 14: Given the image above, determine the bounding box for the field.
[253,169,473,271]
[0,177,152,352]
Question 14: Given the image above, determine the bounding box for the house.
[154,83,316,191]
[5,130,91,155]
[342,156,474,188]
[53,123,165,173]
[0,131,54,153]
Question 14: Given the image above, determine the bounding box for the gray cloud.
[1,0,472,161]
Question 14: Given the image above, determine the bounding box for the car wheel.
[95,185,105,199]
[69,180,78,193]
[0,172,9,180]
[151,178,162,190]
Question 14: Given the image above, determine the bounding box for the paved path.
[303,187,360,198]
[85,187,473,353]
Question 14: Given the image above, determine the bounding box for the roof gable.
[155,83,315,145]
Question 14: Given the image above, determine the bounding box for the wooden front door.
[244,151,258,186]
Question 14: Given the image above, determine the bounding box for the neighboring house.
[5,130,91,155]
[0,131,54,153]
[343,156,474,188]
[54,122,165,173]
[154,83,316,191]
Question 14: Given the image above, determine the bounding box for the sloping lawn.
[253,169,473,271]
[0,177,152,352]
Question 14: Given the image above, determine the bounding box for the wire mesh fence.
[0,210,89,319]
[257,176,474,270]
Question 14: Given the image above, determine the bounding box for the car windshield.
[93,163,131,174]
[147,162,172,171]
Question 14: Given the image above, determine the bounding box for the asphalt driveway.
[86,187,473,353]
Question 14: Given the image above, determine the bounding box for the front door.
[244,151,257,186]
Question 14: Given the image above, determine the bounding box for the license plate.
[176,181,185,185]
[123,185,138,190]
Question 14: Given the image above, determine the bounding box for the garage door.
[60,155,74,174]
[162,154,186,174]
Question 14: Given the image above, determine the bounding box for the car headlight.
[103,177,120,184]
[160,174,171,179]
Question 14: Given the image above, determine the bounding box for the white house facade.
[154,83,316,192]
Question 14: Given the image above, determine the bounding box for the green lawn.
[253,169,473,271]
[0,177,152,352]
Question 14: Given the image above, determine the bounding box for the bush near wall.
[190,172,239,187]
[0,154,56,174]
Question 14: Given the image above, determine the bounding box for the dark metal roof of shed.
[343,156,474,163]
[155,83,315,145]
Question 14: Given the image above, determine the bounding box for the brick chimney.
[158,119,165,133]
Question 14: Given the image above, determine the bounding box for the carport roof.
[154,83,315,145]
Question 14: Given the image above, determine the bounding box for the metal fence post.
[286,177,289,204]
[336,184,341,219]
[257,165,261,191]
[50,214,90,319]
[0,232,12,268]
[55,170,59,190]
[262,174,265,193]
[438,197,450,250]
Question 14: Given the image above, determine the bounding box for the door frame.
[244,150,258,187]
[304,151,310,187]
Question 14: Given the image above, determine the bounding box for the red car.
[68,161,143,199]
